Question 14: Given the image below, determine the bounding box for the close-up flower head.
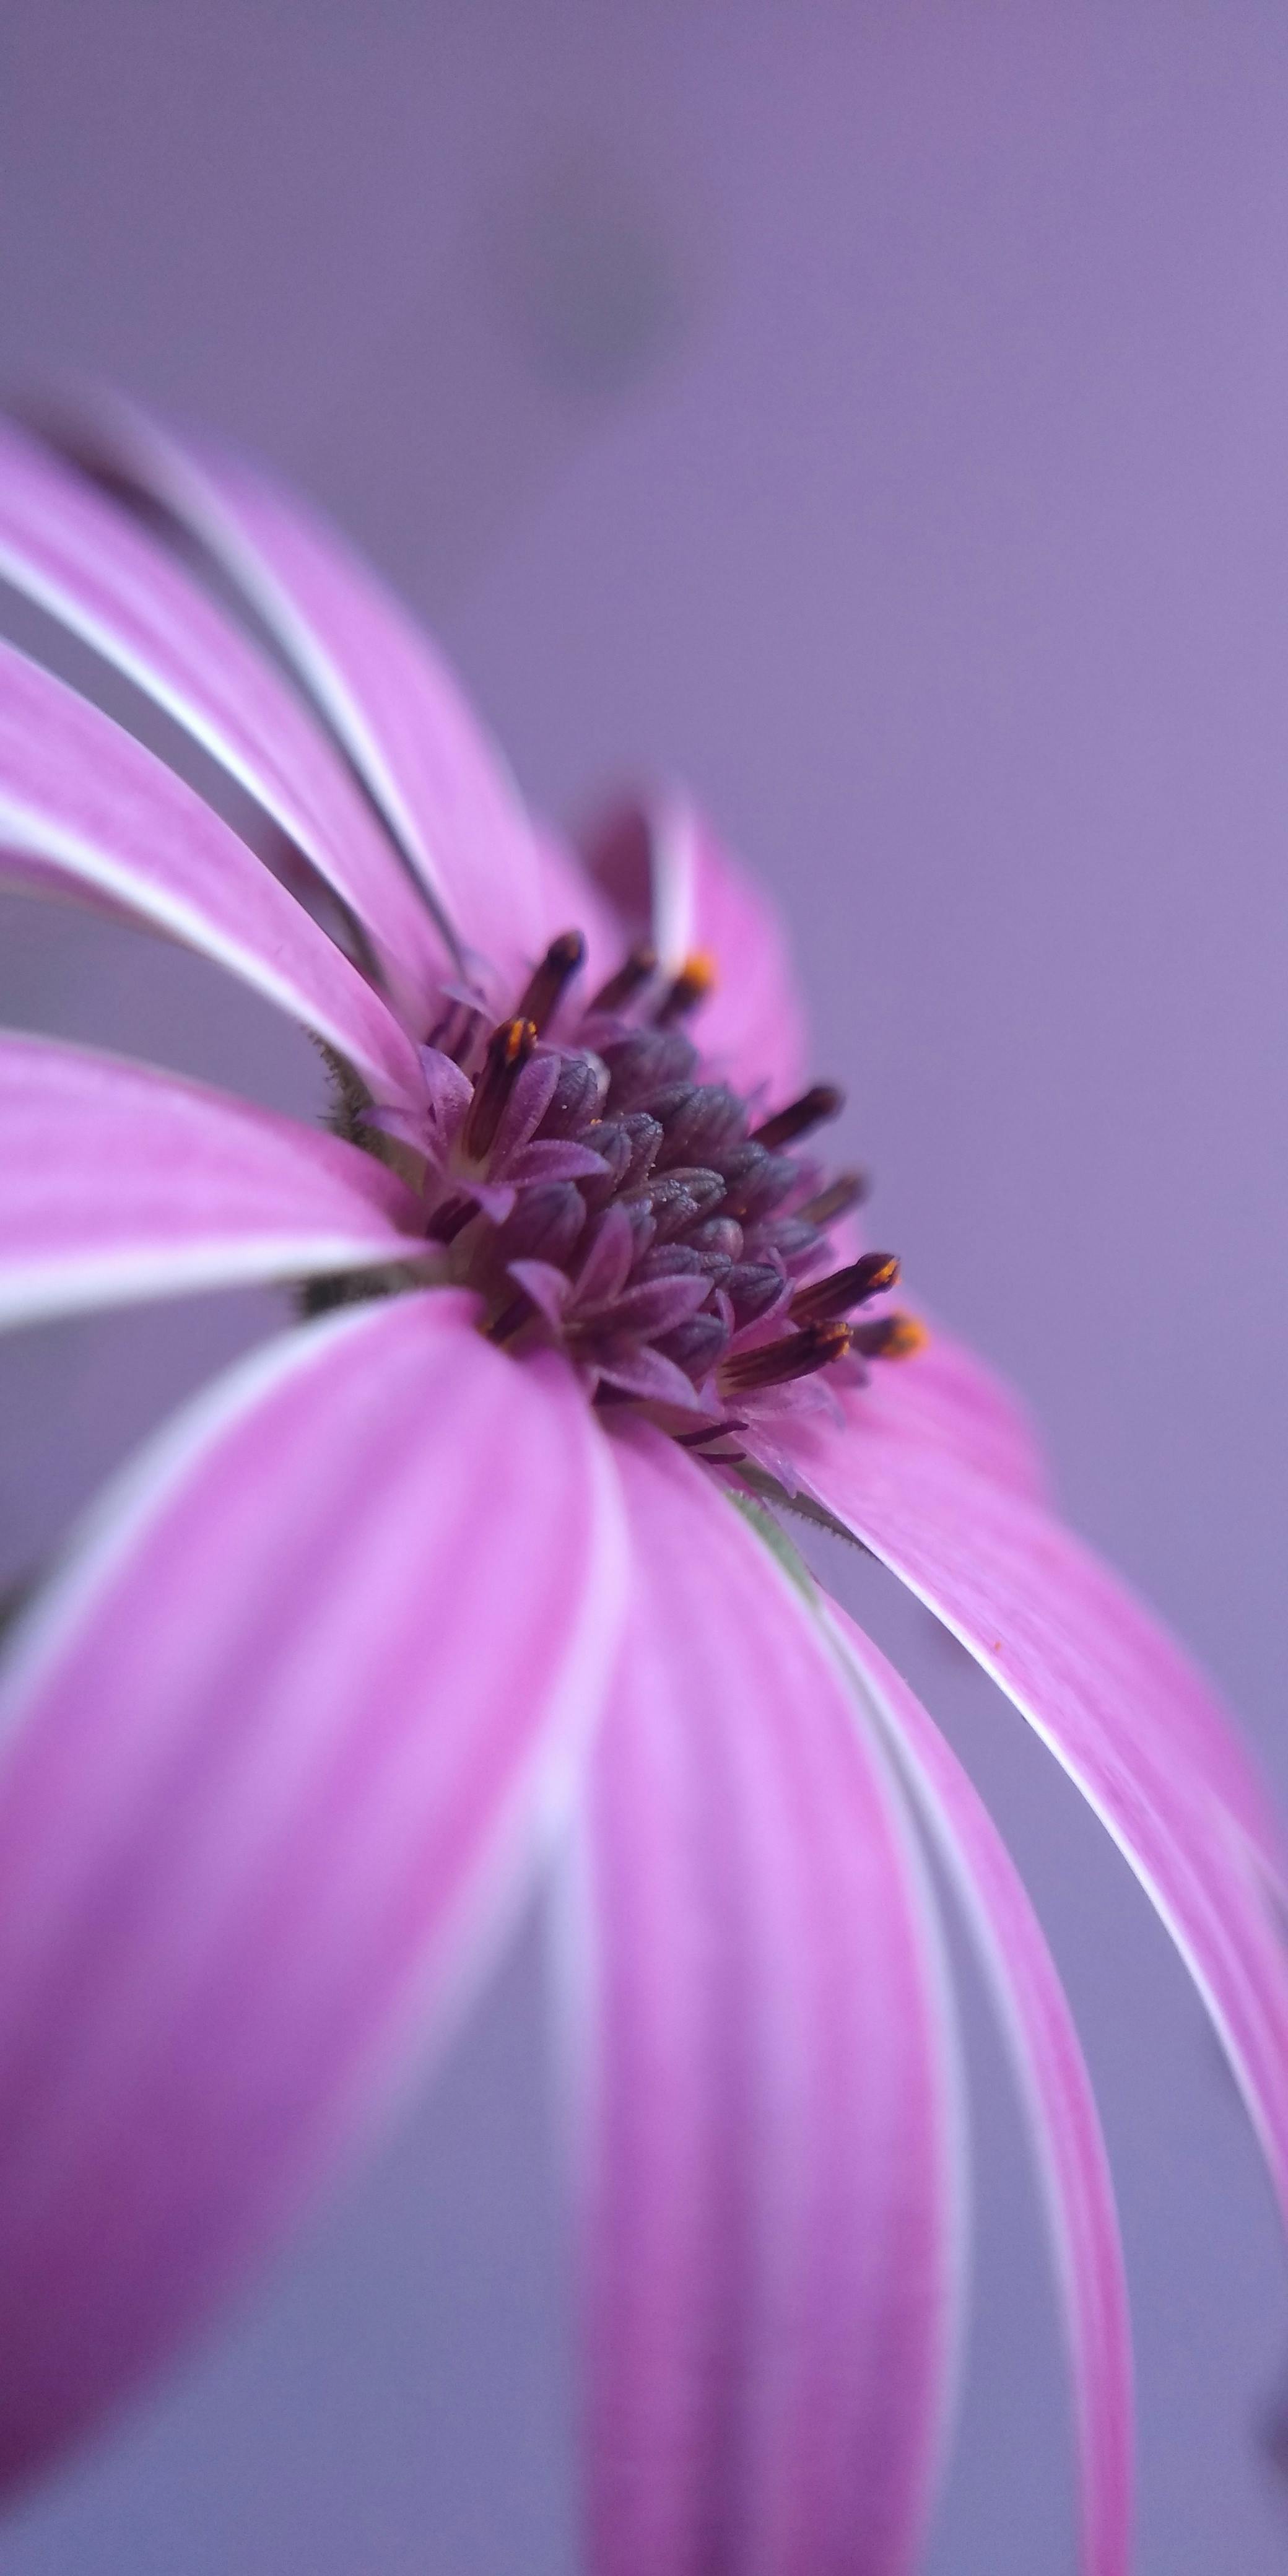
[0,386,1284,2576]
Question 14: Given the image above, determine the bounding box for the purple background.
[1,4,1286,2567]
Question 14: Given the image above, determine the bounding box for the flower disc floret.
[326,930,916,1447]
[1,396,1283,2576]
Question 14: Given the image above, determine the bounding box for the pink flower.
[0,397,1283,2575]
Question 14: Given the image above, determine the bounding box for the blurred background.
[1,4,1286,2569]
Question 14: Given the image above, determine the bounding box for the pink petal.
[0,638,422,1107]
[41,396,550,993]
[0,1032,428,1326]
[865,1316,1049,1500]
[0,416,448,999]
[827,1604,1133,2576]
[783,1416,1288,2219]
[531,825,629,1007]
[776,1312,1050,1504]
[564,1430,961,2575]
[0,1289,626,2482]
[581,792,810,1102]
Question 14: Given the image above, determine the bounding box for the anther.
[720,1318,853,1395]
[789,1251,900,1325]
[655,950,717,1026]
[795,1169,869,1227]
[425,993,487,1066]
[489,1292,534,1345]
[463,1017,537,1160]
[752,1083,845,1151]
[427,1193,477,1246]
[515,930,586,1034]
[590,942,658,1014]
[851,1312,928,1361]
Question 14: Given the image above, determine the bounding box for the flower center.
[322,929,924,1455]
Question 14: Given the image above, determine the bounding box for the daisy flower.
[0,397,1284,2576]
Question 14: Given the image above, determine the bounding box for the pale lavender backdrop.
[0,4,1286,2570]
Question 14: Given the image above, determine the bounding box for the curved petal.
[827,1604,1133,2576]
[0,638,422,1106]
[531,824,630,1012]
[781,1416,1288,2222]
[38,395,549,993]
[0,1290,627,2483]
[866,1318,1048,1501]
[775,1317,1051,1505]
[580,792,810,1103]
[562,1434,961,2576]
[0,1031,429,1326]
[0,416,448,1001]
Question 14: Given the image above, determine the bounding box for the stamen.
[795,1170,869,1227]
[364,912,919,1445]
[655,951,717,1025]
[463,1017,537,1159]
[676,1413,748,1446]
[674,1422,747,1463]
[790,1251,900,1324]
[427,1193,477,1245]
[590,941,658,1013]
[851,1312,928,1360]
[720,1319,853,1394]
[516,931,586,1033]
[752,1083,845,1151]
[489,1293,533,1344]
[425,993,487,1066]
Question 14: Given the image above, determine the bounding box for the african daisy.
[0,396,1284,2576]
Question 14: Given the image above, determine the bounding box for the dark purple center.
[371,929,925,1448]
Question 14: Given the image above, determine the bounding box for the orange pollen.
[656,950,719,1025]
[864,1312,929,1361]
